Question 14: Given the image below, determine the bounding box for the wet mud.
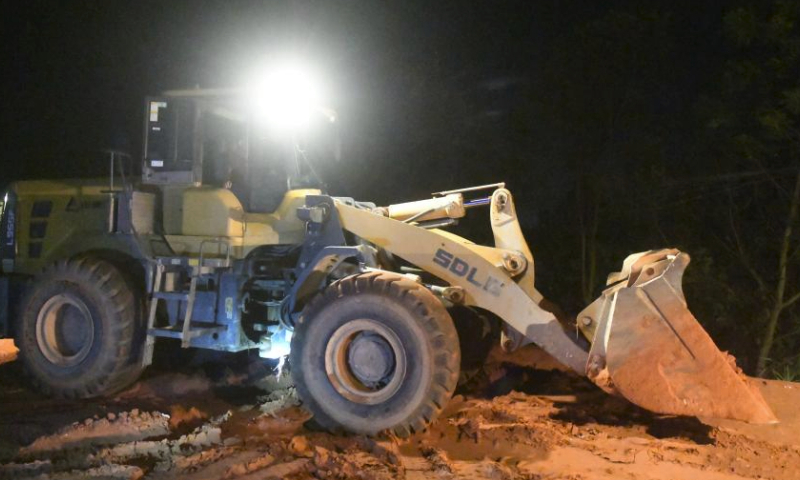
[1,344,799,480]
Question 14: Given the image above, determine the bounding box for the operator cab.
[143,90,297,212]
[140,89,325,258]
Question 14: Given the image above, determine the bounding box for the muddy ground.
[1,344,799,480]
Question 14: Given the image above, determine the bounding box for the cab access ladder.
[141,241,232,367]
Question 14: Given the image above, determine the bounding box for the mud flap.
[578,250,777,424]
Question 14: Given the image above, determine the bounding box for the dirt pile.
[21,410,170,458]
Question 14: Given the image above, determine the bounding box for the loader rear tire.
[291,271,460,437]
[15,257,144,398]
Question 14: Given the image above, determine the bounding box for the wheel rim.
[35,293,95,367]
[325,319,407,405]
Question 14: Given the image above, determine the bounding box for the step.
[152,291,190,301]
[155,257,232,271]
[148,324,226,340]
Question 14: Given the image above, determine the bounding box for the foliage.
[532,2,800,376]
[696,0,800,374]
[772,355,800,382]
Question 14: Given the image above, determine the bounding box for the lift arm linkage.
[334,188,589,373]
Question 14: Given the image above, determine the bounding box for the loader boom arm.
[334,189,589,374]
[334,186,777,424]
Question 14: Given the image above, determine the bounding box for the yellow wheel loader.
[0,85,775,436]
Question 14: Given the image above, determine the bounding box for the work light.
[247,63,325,131]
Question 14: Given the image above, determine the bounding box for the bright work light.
[246,63,326,131]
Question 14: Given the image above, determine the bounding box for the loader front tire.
[15,257,144,398]
[291,272,460,437]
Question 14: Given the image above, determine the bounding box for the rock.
[313,446,331,466]
[168,406,207,429]
[0,339,18,365]
[223,437,242,447]
[289,435,312,457]
[73,464,143,480]
[476,460,513,480]
[224,453,275,478]
[259,459,310,480]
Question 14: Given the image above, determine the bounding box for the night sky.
[3,1,721,199]
[0,0,732,295]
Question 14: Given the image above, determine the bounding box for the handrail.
[104,150,135,234]
[432,182,505,197]
[198,238,232,269]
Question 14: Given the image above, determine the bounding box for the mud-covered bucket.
[578,250,777,424]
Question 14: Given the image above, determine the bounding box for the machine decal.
[432,248,503,297]
[225,297,234,319]
[0,190,16,270]
[149,101,167,121]
[4,210,14,246]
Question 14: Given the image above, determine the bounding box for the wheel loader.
[0,86,776,436]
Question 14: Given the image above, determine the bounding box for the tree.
[534,9,677,307]
[703,1,800,375]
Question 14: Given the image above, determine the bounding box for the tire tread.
[15,257,144,399]
[292,271,460,437]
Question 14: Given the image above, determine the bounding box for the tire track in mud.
[1,353,800,480]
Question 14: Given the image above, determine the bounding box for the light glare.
[248,64,322,131]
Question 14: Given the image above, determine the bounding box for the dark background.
[3,1,800,376]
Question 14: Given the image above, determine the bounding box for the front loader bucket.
[579,250,777,424]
